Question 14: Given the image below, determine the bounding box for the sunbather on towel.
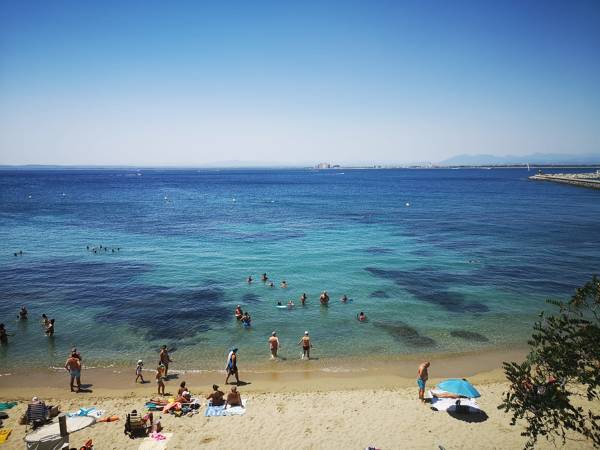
[206,384,225,406]
[225,386,244,408]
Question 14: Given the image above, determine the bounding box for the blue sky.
[0,0,599,165]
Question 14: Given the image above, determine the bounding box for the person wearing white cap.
[268,331,280,359]
[135,359,145,383]
[298,331,313,360]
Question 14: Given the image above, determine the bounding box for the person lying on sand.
[207,384,225,406]
[226,386,244,408]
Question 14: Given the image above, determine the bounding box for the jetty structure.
[529,170,600,190]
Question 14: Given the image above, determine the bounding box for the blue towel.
[204,405,225,417]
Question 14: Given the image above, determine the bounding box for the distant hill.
[440,153,600,166]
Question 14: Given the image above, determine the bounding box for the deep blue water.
[0,168,599,370]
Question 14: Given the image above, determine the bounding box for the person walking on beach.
[225,348,240,385]
[417,361,430,402]
[298,331,312,359]
[65,352,82,392]
[135,360,145,383]
[159,345,173,378]
[269,332,280,359]
[156,364,166,395]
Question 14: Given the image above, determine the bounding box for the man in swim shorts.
[417,361,430,402]
[159,345,173,378]
[298,331,312,359]
[269,332,280,359]
[65,352,82,392]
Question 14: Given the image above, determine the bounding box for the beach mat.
[430,397,480,413]
[205,400,246,417]
[138,432,173,450]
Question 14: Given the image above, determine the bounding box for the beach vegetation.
[499,276,600,449]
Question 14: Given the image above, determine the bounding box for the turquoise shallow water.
[0,168,599,370]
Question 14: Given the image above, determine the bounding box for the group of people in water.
[86,244,121,254]
[0,306,56,345]
[243,273,369,324]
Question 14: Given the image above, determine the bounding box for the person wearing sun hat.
[298,331,312,360]
[135,359,145,383]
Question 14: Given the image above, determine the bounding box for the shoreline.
[0,346,527,399]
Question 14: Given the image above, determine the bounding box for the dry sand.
[1,351,597,449]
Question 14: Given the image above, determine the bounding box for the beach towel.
[138,432,172,450]
[68,407,104,418]
[0,402,17,411]
[0,428,12,444]
[204,405,225,417]
[222,400,247,416]
[205,400,246,417]
[430,396,481,413]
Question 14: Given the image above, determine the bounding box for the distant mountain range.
[440,153,600,166]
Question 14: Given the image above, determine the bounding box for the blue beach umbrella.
[437,379,481,398]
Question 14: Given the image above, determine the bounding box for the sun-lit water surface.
[1,168,599,370]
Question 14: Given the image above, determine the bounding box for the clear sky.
[1,0,599,166]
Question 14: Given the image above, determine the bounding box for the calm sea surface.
[1,168,599,370]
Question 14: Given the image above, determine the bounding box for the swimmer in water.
[261,273,268,282]
[280,280,288,288]
[357,312,367,322]
[287,300,295,308]
[241,312,251,326]
[247,275,253,284]
[319,291,329,305]
[18,306,28,320]
[277,301,282,306]
[45,319,55,336]
[235,305,243,320]
[0,323,9,345]
[41,314,50,328]
[300,293,307,306]
[341,295,348,303]
[269,282,274,288]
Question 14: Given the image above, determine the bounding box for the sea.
[1,168,599,371]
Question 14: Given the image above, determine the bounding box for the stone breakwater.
[529,171,600,190]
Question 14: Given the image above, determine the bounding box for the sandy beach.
[1,350,598,449]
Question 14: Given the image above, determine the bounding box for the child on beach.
[135,360,145,383]
[156,364,166,395]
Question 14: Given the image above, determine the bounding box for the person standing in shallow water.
[159,345,173,378]
[300,293,307,306]
[417,361,430,402]
[65,352,82,392]
[298,331,312,359]
[0,323,9,345]
[269,332,280,359]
